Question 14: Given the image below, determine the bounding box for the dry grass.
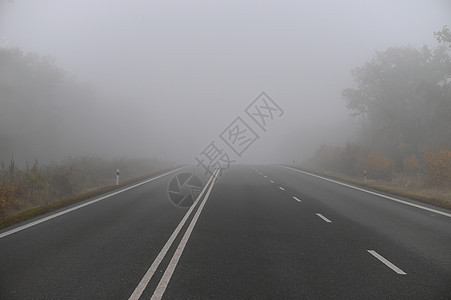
[293,167,451,211]
[0,167,178,230]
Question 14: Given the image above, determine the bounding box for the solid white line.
[128,169,217,300]
[282,166,451,218]
[293,196,301,202]
[151,169,219,300]
[279,187,285,191]
[0,167,185,240]
[316,213,332,223]
[270,180,274,184]
[367,250,406,275]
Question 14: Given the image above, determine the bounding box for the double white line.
[129,168,220,300]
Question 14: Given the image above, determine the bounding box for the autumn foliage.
[423,148,451,188]
[313,143,393,179]
[362,153,393,179]
[313,143,451,188]
[402,155,419,174]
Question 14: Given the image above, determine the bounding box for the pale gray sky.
[1,0,450,164]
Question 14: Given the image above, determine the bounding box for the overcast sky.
[1,0,450,164]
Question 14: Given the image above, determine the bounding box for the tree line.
[0,46,170,217]
[0,46,120,164]
[314,26,451,188]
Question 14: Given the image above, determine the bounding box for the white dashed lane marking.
[316,213,332,223]
[367,250,406,275]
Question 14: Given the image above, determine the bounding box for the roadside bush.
[403,155,419,174]
[314,145,343,171]
[423,148,451,188]
[341,141,368,176]
[361,152,393,179]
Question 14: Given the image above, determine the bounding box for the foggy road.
[0,165,450,299]
[2,2,450,299]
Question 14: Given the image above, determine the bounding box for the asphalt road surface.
[1,165,450,299]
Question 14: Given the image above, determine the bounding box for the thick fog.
[1,0,450,165]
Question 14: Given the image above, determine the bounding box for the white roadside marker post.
[116,169,120,186]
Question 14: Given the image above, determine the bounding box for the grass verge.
[288,166,451,211]
[0,167,181,230]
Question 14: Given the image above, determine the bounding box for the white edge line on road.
[279,186,285,191]
[316,213,332,223]
[150,169,219,300]
[282,166,451,218]
[367,250,406,275]
[293,196,301,202]
[128,168,218,300]
[0,167,186,240]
